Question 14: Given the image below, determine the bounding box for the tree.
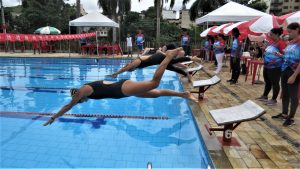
[152,0,176,47]
[97,0,131,42]
[183,0,226,21]
[13,0,76,34]
[247,0,267,12]
[185,0,267,21]
[120,8,181,45]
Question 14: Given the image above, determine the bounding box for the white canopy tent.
[196,1,268,26]
[69,12,119,56]
[69,12,119,28]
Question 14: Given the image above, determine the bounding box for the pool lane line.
[0,111,170,120]
[0,74,167,80]
[0,86,70,93]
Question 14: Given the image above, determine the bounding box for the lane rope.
[0,111,169,120]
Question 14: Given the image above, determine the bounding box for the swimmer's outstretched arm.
[108,58,142,78]
[43,89,87,126]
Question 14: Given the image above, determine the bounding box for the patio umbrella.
[277,11,300,27]
[34,26,61,34]
[247,15,279,34]
[200,26,218,37]
[223,21,248,35]
[212,23,233,34]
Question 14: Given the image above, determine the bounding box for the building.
[269,0,300,15]
[80,4,87,16]
[281,0,300,14]
[263,0,272,13]
[161,9,196,29]
[162,9,181,26]
[180,10,196,29]
[162,10,177,20]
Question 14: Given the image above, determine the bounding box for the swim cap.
[70,88,88,103]
[70,88,79,97]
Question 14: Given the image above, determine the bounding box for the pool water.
[0,57,213,168]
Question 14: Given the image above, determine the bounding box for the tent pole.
[96,31,99,56]
[206,22,208,29]
[69,26,71,57]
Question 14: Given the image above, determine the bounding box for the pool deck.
[1,52,300,169]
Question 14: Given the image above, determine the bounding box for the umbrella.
[223,21,248,35]
[212,23,233,34]
[277,11,300,27]
[34,26,61,34]
[247,15,279,34]
[200,26,218,37]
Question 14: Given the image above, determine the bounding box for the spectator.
[181,31,190,56]
[126,33,133,58]
[256,28,286,106]
[213,34,226,74]
[136,30,145,56]
[227,28,243,84]
[272,22,300,126]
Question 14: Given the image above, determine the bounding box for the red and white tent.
[212,23,233,34]
[200,26,218,37]
[223,21,248,35]
[277,11,300,28]
[247,15,279,34]
[223,14,279,37]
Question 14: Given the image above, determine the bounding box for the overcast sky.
[3,0,196,13]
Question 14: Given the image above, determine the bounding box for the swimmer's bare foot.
[183,91,198,103]
[191,56,203,64]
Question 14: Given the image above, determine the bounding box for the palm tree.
[76,0,80,33]
[98,0,131,42]
[151,0,175,47]
[183,0,226,21]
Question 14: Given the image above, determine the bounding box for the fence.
[0,40,204,54]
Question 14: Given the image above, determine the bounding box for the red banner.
[0,32,96,42]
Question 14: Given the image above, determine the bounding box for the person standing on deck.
[272,22,300,126]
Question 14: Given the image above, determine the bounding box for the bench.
[187,63,203,76]
[192,75,221,100]
[205,100,265,142]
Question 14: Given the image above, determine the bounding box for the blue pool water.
[0,57,213,168]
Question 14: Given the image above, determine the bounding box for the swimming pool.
[0,57,213,168]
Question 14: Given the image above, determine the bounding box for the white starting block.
[205,100,265,142]
[192,75,221,99]
[181,61,193,65]
[187,62,203,76]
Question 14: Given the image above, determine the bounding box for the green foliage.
[230,0,267,12]
[142,6,156,18]
[9,0,76,34]
[186,0,267,21]
[120,8,182,45]
[187,25,203,44]
[248,0,268,12]
[0,8,14,32]
[184,0,226,21]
